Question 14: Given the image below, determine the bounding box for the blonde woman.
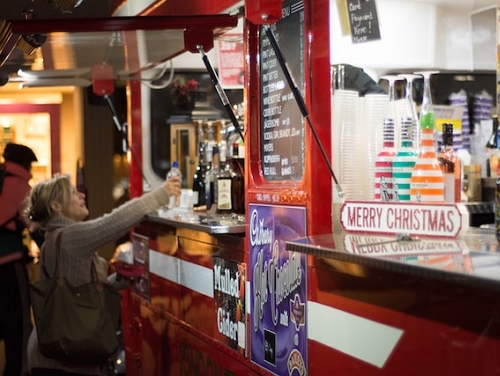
[25,173,181,375]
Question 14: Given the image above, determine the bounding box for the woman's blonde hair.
[26,174,72,229]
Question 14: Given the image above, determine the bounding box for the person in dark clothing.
[334,63,387,96]
[0,143,38,376]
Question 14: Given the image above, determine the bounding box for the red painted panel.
[307,306,500,376]
[126,221,500,376]
[245,0,282,25]
[145,0,241,16]
[307,0,333,235]
[122,292,143,376]
[306,256,500,376]
[123,292,183,376]
[128,61,144,198]
[245,0,332,237]
[179,327,260,375]
[177,247,216,336]
[148,270,181,315]
[10,15,238,34]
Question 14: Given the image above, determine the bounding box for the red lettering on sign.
[348,206,382,229]
[446,210,454,232]
[341,201,464,238]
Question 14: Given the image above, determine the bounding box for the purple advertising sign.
[213,257,247,356]
[250,204,307,375]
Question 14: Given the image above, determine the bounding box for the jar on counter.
[463,164,482,202]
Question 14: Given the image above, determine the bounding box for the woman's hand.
[162,175,182,200]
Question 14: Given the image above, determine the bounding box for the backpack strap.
[0,165,21,230]
[0,164,12,195]
[0,214,20,231]
[41,231,63,279]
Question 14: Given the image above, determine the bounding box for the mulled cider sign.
[340,201,466,238]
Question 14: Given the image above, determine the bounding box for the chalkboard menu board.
[260,0,305,181]
[346,0,381,43]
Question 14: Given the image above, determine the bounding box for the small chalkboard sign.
[346,0,381,44]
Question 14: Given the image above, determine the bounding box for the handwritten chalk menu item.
[346,0,381,44]
[260,0,305,181]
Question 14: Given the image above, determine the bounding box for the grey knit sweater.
[28,186,170,374]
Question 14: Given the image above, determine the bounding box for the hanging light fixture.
[12,10,47,56]
[31,0,84,13]
[49,0,84,13]
[16,33,47,55]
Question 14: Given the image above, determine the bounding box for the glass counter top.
[147,207,246,234]
[286,228,500,289]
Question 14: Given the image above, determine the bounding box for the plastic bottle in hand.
[167,161,182,208]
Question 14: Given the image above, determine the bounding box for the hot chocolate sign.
[340,201,467,238]
[249,204,307,375]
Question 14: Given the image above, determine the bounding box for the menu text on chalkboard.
[346,0,381,44]
[260,0,305,182]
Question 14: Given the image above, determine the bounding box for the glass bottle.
[232,158,244,214]
[486,116,498,149]
[232,141,239,158]
[487,115,498,177]
[216,156,244,214]
[398,74,421,149]
[392,117,418,202]
[496,176,500,242]
[410,71,444,202]
[219,137,227,165]
[166,161,182,208]
[374,75,399,201]
[205,122,216,164]
[237,136,245,159]
[438,123,461,203]
[205,146,220,212]
[192,140,209,208]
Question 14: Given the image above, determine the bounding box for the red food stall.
[118,0,500,375]
[120,0,334,374]
[10,0,493,374]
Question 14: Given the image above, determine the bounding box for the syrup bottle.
[375,75,399,201]
[392,117,418,201]
[410,71,444,202]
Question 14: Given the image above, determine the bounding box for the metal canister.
[463,164,482,202]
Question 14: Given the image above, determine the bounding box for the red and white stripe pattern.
[375,119,396,201]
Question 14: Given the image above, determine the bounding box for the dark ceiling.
[0,2,239,87]
[0,0,113,20]
[0,0,115,80]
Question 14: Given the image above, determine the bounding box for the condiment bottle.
[437,123,461,203]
